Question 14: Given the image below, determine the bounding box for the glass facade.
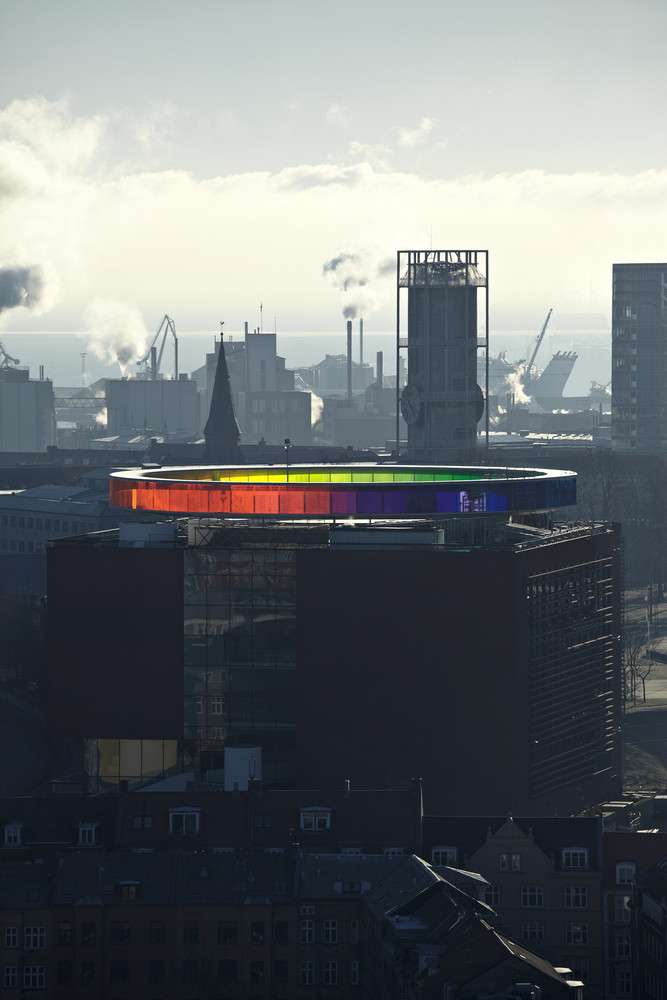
[83,738,178,790]
[184,541,298,781]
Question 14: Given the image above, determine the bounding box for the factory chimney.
[376,351,383,389]
[346,320,353,403]
[150,346,158,380]
[359,317,364,366]
[204,333,242,464]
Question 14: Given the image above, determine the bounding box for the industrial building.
[612,262,667,452]
[397,249,488,462]
[105,376,200,439]
[47,461,621,815]
[0,364,55,452]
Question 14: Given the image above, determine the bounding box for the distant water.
[2,328,611,397]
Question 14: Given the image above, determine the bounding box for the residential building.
[422,815,604,995]
[633,858,667,1000]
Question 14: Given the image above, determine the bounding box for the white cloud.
[4,97,667,331]
[325,103,349,127]
[396,116,437,148]
[348,141,392,170]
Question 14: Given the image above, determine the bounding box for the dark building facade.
[47,512,622,814]
[612,262,667,452]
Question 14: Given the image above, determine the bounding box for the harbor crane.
[525,308,553,378]
[0,340,20,369]
[137,314,179,379]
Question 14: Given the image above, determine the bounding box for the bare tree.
[636,650,654,704]
[623,626,644,710]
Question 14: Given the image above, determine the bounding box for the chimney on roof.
[344,778,351,797]
[376,351,383,389]
[346,320,353,402]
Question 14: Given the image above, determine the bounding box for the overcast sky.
[2,0,667,338]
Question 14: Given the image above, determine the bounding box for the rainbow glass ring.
[109,464,576,519]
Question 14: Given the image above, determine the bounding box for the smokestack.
[359,317,364,366]
[39,364,44,381]
[150,346,157,380]
[244,321,248,339]
[376,351,383,388]
[346,320,353,403]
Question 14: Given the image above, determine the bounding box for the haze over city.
[2,0,667,335]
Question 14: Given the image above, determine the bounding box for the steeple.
[204,331,242,464]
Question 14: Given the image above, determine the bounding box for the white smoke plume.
[95,406,108,427]
[506,363,532,405]
[310,390,324,427]
[322,249,394,320]
[84,298,148,375]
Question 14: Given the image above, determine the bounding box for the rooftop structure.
[108,463,577,519]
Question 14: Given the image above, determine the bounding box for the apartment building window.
[4,822,22,847]
[23,966,46,990]
[3,967,17,989]
[300,808,331,832]
[183,921,199,944]
[110,922,131,945]
[521,922,544,943]
[564,886,588,908]
[218,959,238,983]
[384,847,405,857]
[614,894,632,923]
[259,955,279,987]
[565,922,589,946]
[349,919,359,944]
[182,959,198,985]
[80,961,96,985]
[500,853,521,872]
[562,847,589,870]
[80,922,96,945]
[56,961,73,987]
[322,919,338,945]
[273,920,289,945]
[169,808,200,835]
[210,695,224,714]
[341,847,362,856]
[250,960,265,985]
[118,882,140,901]
[24,927,46,950]
[300,960,315,986]
[149,921,165,945]
[250,922,265,944]
[431,846,457,867]
[614,970,632,995]
[300,919,314,944]
[484,885,501,907]
[616,862,636,885]
[57,922,73,946]
[4,927,17,948]
[149,960,164,985]
[78,822,97,846]
[132,814,153,829]
[323,960,338,987]
[615,930,631,959]
[520,886,544,908]
[351,960,360,986]
[218,922,238,946]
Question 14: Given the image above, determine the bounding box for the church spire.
[204,328,241,464]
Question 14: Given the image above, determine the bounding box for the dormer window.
[169,808,200,835]
[78,822,97,847]
[4,823,22,848]
[117,882,142,901]
[431,846,458,868]
[300,808,331,832]
[562,847,589,870]
[616,862,636,886]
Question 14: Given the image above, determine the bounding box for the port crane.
[525,308,553,379]
[0,340,20,369]
[137,314,178,379]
